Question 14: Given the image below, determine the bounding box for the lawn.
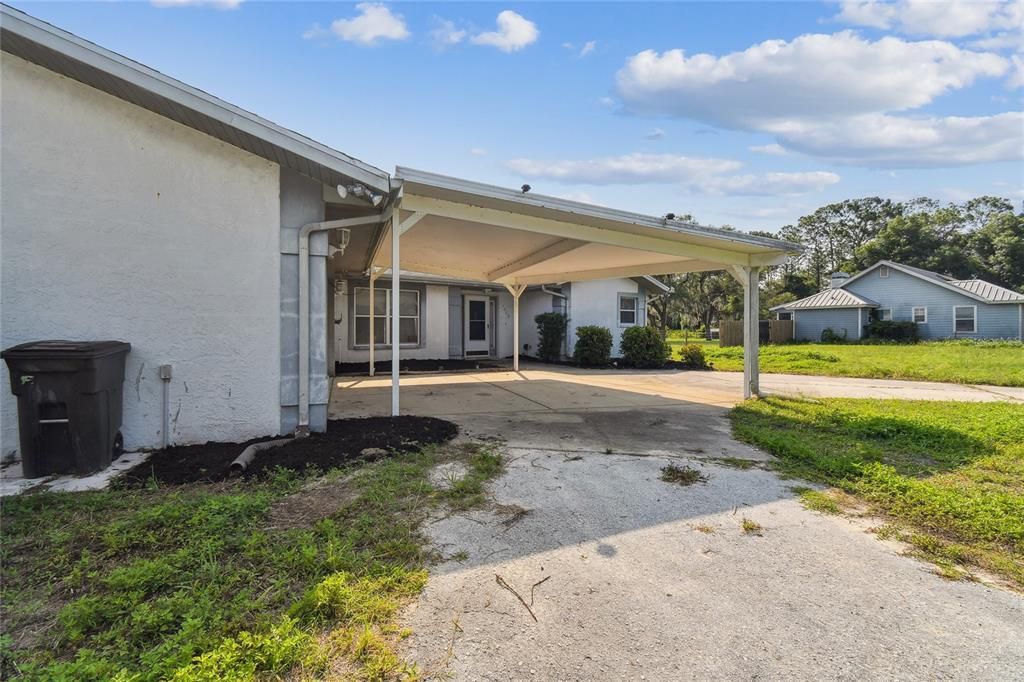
[0,441,502,680]
[667,334,1024,387]
[731,397,1024,588]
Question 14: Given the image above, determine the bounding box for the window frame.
[877,308,893,322]
[953,305,977,334]
[912,306,927,324]
[352,287,421,348]
[618,293,639,327]
[879,265,890,279]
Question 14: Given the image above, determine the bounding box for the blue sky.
[12,1,1024,232]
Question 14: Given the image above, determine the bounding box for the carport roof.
[360,168,803,286]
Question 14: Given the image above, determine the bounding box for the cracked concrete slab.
[401,450,1024,681]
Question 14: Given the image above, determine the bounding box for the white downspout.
[297,215,382,436]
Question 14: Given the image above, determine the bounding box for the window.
[777,312,793,321]
[879,265,890,278]
[954,306,976,334]
[353,288,420,347]
[877,308,892,321]
[618,294,638,326]
[912,306,927,323]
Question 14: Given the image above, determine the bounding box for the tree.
[969,210,1024,291]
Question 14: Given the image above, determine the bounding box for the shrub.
[866,320,919,343]
[573,325,612,366]
[677,344,710,369]
[620,326,671,368]
[534,312,567,362]
[820,327,848,343]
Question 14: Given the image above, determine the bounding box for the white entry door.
[464,295,491,357]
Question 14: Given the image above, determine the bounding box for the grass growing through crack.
[732,397,1024,588]
[0,442,503,680]
[741,518,763,535]
[660,463,709,486]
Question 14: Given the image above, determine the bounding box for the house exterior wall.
[334,281,450,363]
[1,53,282,456]
[566,278,644,357]
[519,288,566,357]
[845,268,1020,339]
[794,309,861,341]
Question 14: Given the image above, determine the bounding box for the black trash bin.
[2,341,131,478]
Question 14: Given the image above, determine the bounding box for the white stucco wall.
[567,278,643,357]
[1,54,282,456]
[335,282,450,363]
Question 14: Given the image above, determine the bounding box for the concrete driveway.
[338,366,1024,679]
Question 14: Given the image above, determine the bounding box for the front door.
[464,296,491,357]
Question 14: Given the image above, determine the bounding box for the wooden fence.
[719,319,793,347]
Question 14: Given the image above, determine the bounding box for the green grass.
[666,333,1024,387]
[731,397,1024,587]
[0,442,502,680]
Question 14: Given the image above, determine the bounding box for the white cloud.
[579,40,597,57]
[152,0,242,7]
[694,171,840,196]
[506,153,742,185]
[430,18,466,49]
[471,11,539,52]
[320,3,410,46]
[615,31,1019,166]
[1008,55,1024,88]
[749,143,788,155]
[645,127,666,140]
[598,96,616,107]
[616,32,1007,123]
[769,112,1024,166]
[835,0,1023,39]
[969,30,1023,52]
[469,147,488,156]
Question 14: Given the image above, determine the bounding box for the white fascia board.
[1,5,390,192]
[395,167,803,254]
[400,194,756,267]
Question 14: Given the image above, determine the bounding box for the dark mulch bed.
[335,359,506,375]
[121,416,458,486]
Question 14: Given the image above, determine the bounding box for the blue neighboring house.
[771,260,1024,341]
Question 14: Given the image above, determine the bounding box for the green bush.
[534,312,567,362]
[867,320,919,343]
[573,325,612,366]
[620,326,670,368]
[677,344,710,369]
[820,327,848,343]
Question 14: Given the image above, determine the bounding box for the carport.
[300,168,800,432]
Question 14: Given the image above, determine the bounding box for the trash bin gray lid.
[1,340,131,359]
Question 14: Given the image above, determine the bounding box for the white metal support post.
[368,268,378,376]
[741,266,760,399]
[390,210,401,416]
[505,284,528,371]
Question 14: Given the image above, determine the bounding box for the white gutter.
[297,215,383,436]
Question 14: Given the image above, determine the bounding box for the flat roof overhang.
[341,168,803,286]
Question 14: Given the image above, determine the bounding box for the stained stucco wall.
[846,268,1021,339]
[1,54,281,456]
[519,289,565,357]
[567,279,643,357]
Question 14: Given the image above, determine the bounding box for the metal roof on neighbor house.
[770,288,879,311]
[950,279,1024,303]
[0,4,390,193]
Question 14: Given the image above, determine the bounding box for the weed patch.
[660,463,709,486]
